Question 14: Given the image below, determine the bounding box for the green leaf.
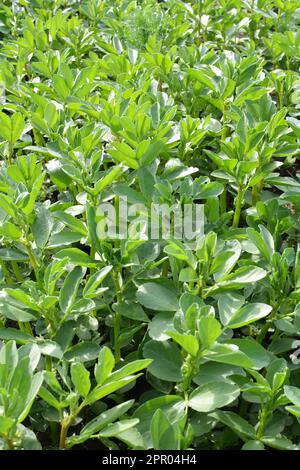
[83,266,112,298]
[0,248,28,262]
[225,303,272,329]
[187,68,217,91]
[140,140,165,166]
[284,385,300,407]
[11,112,25,143]
[0,297,37,322]
[242,440,265,450]
[143,340,182,382]
[134,396,186,448]
[76,400,134,442]
[224,339,270,370]
[48,231,83,247]
[218,293,245,326]
[149,312,176,341]
[85,376,139,405]
[38,386,62,410]
[247,225,274,262]
[202,343,253,368]
[99,419,139,438]
[113,300,149,322]
[94,346,115,385]
[64,342,100,362]
[0,327,32,343]
[198,316,222,349]
[207,266,268,294]
[107,359,152,383]
[92,164,127,195]
[137,281,178,311]
[19,372,44,422]
[211,411,256,440]
[32,207,53,249]
[189,382,240,412]
[59,266,84,315]
[71,362,91,397]
[234,85,272,106]
[108,142,138,169]
[166,331,199,356]
[53,211,87,236]
[54,248,97,267]
[0,111,11,141]
[261,437,298,450]
[151,410,179,450]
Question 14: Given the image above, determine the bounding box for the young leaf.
[71,362,91,398]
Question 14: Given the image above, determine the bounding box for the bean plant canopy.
[0,0,299,452]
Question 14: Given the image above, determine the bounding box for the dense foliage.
[0,0,299,451]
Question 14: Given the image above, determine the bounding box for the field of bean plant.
[0,0,299,452]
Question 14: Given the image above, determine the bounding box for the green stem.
[26,243,41,287]
[45,356,52,372]
[252,184,258,206]
[257,310,277,344]
[11,261,22,282]
[0,260,14,285]
[114,311,121,363]
[232,186,243,228]
[8,142,13,165]
[256,406,269,440]
[59,417,72,450]
[113,271,122,363]
[162,259,169,277]
[220,185,227,214]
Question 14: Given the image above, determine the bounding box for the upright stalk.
[232,186,243,228]
[114,311,121,363]
[113,270,122,363]
[256,406,269,440]
[220,187,227,214]
[26,242,41,288]
[59,417,72,450]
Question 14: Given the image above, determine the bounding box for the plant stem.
[181,354,199,394]
[26,242,41,287]
[232,186,243,228]
[113,271,122,363]
[256,406,269,440]
[257,309,277,344]
[220,185,227,214]
[162,259,169,277]
[11,261,22,282]
[114,311,121,363]
[59,417,72,450]
[252,184,258,206]
[0,261,14,285]
[8,142,13,165]
[45,356,52,372]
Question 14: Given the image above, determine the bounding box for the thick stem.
[162,259,169,278]
[59,417,72,450]
[26,243,41,287]
[257,309,277,344]
[256,406,269,440]
[252,184,258,206]
[232,186,243,228]
[114,312,121,363]
[8,142,13,165]
[181,354,199,394]
[11,261,22,282]
[220,185,227,214]
[45,356,52,372]
[0,261,14,285]
[113,271,122,363]
[196,0,203,45]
